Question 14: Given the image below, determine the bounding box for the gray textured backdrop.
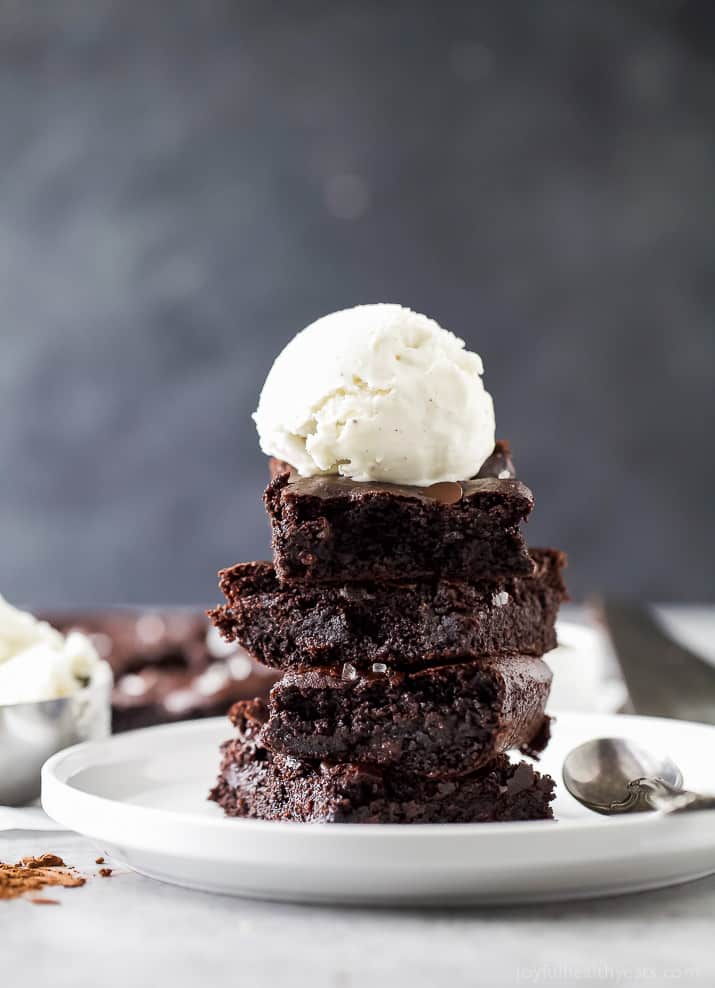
[1,1,714,606]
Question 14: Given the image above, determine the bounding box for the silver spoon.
[563,737,715,815]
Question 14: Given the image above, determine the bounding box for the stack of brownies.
[208,441,566,824]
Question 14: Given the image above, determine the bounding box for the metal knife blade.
[601,598,715,724]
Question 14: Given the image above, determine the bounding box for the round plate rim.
[41,709,715,840]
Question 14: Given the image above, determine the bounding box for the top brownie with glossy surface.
[264,470,534,585]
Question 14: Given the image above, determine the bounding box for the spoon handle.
[652,791,715,814]
[636,778,715,814]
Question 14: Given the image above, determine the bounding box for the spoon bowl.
[563,737,683,815]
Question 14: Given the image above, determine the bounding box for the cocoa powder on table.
[20,853,65,869]
[0,855,85,902]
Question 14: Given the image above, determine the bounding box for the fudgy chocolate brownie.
[209,720,555,824]
[264,471,534,585]
[239,656,551,777]
[209,548,566,671]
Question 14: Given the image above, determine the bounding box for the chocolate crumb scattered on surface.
[30,897,60,906]
[0,855,85,902]
[95,857,105,865]
[98,868,113,878]
[21,854,65,869]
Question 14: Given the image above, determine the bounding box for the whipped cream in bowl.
[0,596,113,805]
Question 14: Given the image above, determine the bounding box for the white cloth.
[0,802,67,831]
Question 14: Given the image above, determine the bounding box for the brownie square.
[235,656,551,778]
[209,724,555,824]
[264,471,534,585]
[209,548,566,672]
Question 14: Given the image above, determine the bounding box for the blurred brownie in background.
[42,609,279,733]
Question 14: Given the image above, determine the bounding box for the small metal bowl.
[0,662,112,806]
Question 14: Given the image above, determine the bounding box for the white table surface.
[3,605,715,988]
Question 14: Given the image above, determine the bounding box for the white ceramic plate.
[42,706,715,906]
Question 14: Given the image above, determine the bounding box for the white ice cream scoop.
[253,303,496,487]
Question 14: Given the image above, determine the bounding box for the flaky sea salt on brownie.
[264,472,534,585]
[252,655,552,778]
[209,548,565,671]
[209,719,555,824]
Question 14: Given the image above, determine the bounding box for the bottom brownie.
[209,726,555,824]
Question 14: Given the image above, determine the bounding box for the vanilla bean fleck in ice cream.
[253,303,496,487]
[0,596,102,705]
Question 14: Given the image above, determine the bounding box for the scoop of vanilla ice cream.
[0,595,102,705]
[253,304,496,486]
